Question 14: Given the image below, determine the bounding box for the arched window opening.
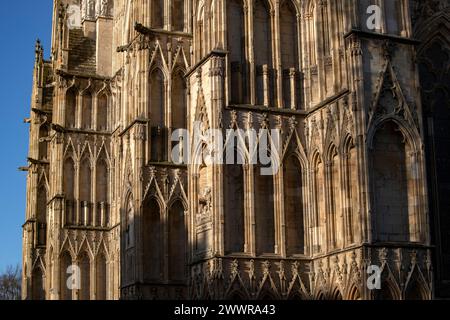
[96,254,107,300]
[313,155,325,253]
[372,122,410,242]
[329,148,342,249]
[228,0,246,104]
[65,88,77,128]
[96,159,109,227]
[349,286,362,300]
[332,288,343,301]
[32,267,45,300]
[317,292,326,300]
[374,282,396,300]
[280,0,299,109]
[168,201,187,282]
[38,125,49,160]
[346,142,358,244]
[419,40,450,281]
[254,0,273,106]
[172,0,184,31]
[255,166,275,255]
[143,198,163,281]
[171,71,187,130]
[79,253,91,300]
[149,69,167,162]
[36,185,47,246]
[81,93,92,130]
[79,157,92,226]
[224,149,245,254]
[97,94,108,131]
[64,158,75,225]
[48,248,54,294]
[320,4,331,57]
[125,197,135,249]
[384,0,402,35]
[60,252,72,300]
[152,0,164,29]
[284,156,304,255]
[405,280,426,300]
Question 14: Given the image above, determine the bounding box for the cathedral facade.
[21,0,450,300]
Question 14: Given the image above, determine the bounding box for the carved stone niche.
[96,0,113,18]
[84,0,96,21]
[197,186,212,225]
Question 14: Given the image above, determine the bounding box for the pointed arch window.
[81,93,92,130]
[171,71,187,130]
[79,157,92,226]
[60,252,72,300]
[95,253,107,300]
[96,158,109,227]
[65,88,77,128]
[172,0,185,31]
[143,198,163,281]
[36,185,47,246]
[151,0,164,29]
[168,200,187,282]
[228,0,246,104]
[313,155,325,253]
[38,125,49,160]
[254,0,273,106]
[284,156,304,255]
[79,252,91,300]
[371,121,411,242]
[125,196,135,249]
[97,94,108,131]
[280,0,300,110]
[224,149,245,254]
[32,267,45,300]
[64,158,76,225]
[345,139,358,244]
[384,0,405,35]
[255,166,275,255]
[329,147,342,249]
[149,68,167,162]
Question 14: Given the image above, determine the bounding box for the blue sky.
[0,1,52,272]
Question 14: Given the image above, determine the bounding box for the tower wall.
[22,0,440,300]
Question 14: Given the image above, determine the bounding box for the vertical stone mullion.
[247,3,256,105]
[75,161,80,226]
[166,0,172,31]
[343,151,352,246]
[289,69,297,110]
[335,151,345,249]
[163,205,169,283]
[248,165,256,255]
[315,2,325,101]
[324,160,333,251]
[300,12,311,109]
[277,164,286,257]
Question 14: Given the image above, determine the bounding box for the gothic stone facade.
[22,0,450,300]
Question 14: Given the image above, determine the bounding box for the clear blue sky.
[0,1,52,272]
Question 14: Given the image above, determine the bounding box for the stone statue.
[101,0,109,17]
[87,0,95,19]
